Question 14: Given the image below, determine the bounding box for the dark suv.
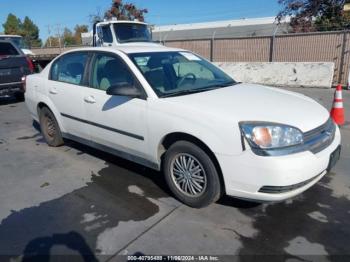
[0,40,34,100]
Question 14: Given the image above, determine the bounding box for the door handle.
[84,96,96,104]
[49,89,58,95]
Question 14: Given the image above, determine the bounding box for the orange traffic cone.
[330,85,345,126]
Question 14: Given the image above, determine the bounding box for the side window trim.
[49,51,89,87]
[88,51,148,99]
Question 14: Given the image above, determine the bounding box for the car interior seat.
[100,59,132,91]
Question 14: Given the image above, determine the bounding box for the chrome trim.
[0,81,22,87]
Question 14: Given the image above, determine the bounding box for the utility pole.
[55,24,62,52]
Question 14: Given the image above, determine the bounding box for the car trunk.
[0,42,30,85]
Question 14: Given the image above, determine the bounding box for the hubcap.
[170,153,207,197]
[45,115,56,137]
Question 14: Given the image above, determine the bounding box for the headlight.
[240,122,304,149]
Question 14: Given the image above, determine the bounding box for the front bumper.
[217,125,341,202]
[0,82,24,96]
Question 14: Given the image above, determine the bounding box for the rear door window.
[50,52,88,85]
[0,42,19,56]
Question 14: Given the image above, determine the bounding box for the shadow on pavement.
[32,119,264,210]
[22,231,98,262]
[0,96,21,106]
[0,139,169,259]
[236,174,350,258]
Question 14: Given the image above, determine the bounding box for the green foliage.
[3,13,22,35]
[22,17,42,48]
[44,24,89,47]
[63,28,76,46]
[277,0,350,32]
[2,13,42,47]
[74,24,89,44]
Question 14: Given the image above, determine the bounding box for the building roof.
[152,17,291,41]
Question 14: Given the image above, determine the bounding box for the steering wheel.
[178,73,197,86]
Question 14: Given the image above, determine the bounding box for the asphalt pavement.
[0,87,349,262]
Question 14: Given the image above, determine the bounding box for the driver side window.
[91,53,135,91]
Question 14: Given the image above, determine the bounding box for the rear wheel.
[39,107,64,147]
[163,141,221,208]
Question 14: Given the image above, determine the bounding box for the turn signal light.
[252,127,272,148]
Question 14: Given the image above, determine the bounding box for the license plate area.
[0,68,11,76]
[327,146,341,172]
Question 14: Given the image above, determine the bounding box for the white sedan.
[25,45,341,207]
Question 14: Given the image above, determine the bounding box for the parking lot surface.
[0,87,349,261]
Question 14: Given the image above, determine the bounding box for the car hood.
[165,83,330,132]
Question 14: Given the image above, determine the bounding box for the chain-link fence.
[163,30,350,86]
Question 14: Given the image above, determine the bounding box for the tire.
[163,141,222,208]
[39,107,64,147]
[14,92,24,102]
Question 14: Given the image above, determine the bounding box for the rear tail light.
[26,57,34,73]
[21,76,26,92]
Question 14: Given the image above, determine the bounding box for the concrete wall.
[214,62,335,88]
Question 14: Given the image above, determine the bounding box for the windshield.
[0,36,27,49]
[113,23,151,43]
[129,51,236,97]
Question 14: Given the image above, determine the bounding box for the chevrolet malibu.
[25,45,341,208]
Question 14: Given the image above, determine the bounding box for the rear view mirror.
[106,83,142,98]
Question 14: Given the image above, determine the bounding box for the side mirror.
[106,83,143,98]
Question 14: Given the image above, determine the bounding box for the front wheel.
[39,107,64,147]
[163,141,222,208]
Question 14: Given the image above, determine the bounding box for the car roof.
[0,40,16,44]
[97,20,147,26]
[62,44,185,55]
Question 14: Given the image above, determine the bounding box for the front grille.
[259,173,323,194]
[303,118,336,154]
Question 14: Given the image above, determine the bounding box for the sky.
[0,0,281,42]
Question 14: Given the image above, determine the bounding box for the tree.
[44,25,89,47]
[62,28,76,46]
[44,36,60,47]
[3,13,22,35]
[22,16,42,48]
[277,0,350,32]
[3,14,42,47]
[74,24,89,44]
[104,0,148,21]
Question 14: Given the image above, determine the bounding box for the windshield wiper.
[161,81,239,98]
